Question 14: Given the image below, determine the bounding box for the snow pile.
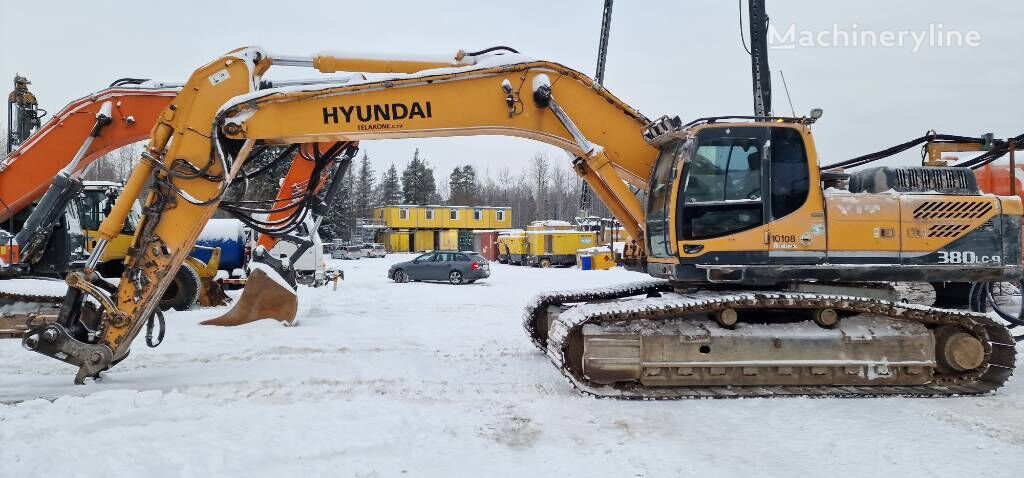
[530,220,572,228]
[197,219,245,242]
[0,278,69,298]
[1,256,1022,477]
[249,259,296,292]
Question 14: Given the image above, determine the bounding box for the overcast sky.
[2,0,1020,184]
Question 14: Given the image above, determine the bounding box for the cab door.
[675,127,770,268]
[764,127,824,265]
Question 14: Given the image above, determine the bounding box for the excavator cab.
[645,120,819,280]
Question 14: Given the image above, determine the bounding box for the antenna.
[579,0,614,219]
[779,70,797,117]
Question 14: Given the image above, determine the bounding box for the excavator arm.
[2,71,349,343]
[22,47,660,382]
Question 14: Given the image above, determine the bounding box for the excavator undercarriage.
[525,282,1015,398]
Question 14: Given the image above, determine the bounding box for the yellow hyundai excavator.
[22,46,1019,398]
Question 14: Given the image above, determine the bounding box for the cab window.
[768,127,810,219]
[679,127,768,240]
[677,126,809,240]
[645,140,686,258]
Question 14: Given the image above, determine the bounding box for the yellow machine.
[525,230,597,267]
[497,232,528,265]
[22,47,1019,398]
[77,181,228,309]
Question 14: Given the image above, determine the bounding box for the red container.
[474,231,499,261]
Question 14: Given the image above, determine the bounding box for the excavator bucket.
[198,278,231,307]
[200,268,298,326]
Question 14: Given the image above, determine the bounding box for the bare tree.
[529,153,550,220]
[82,142,145,182]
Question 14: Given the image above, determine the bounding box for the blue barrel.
[580,255,593,270]
[192,219,246,271]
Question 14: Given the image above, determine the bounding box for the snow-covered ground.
[2,255,1024,477]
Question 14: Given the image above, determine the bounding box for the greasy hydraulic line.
[969,280,1024,341]
[218,142,350,238]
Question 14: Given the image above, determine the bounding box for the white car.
[332,245,364,260]
[361,243,387,258]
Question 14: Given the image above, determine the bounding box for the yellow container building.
[438,229,459,250]
[466,208,488,230]
[372,205,512,252]
[443,207,468,229]
[416,206,444,229]
[384,230,412,253]
[414,230,435,252]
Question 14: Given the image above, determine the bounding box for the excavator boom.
[0,85,179,222]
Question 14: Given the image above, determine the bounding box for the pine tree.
[401,148,437,205]
[448,165,479,206]
[377,164,402,205]
[354,151,376,220]
[322,161,356,240]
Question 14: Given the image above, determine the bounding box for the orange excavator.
[1,77,351,336]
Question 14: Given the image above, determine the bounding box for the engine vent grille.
[848,166,980,195]
[927,223,972,238]
[913,201,993,220]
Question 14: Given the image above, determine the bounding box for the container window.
[426,210,434,220]
[450,209,458,220]
[496,210,505,221]
[473,209,482,220]
[399,209,409,220]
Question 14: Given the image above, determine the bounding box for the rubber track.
[526,285,1016,399]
